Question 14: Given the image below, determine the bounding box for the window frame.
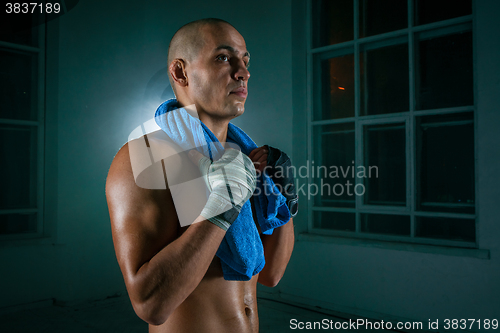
[0,22,46,241]
[306,0,477,248]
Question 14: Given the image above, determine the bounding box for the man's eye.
[217,55,229,62]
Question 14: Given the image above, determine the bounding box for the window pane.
[0,11,39,46]
[316,54,355,120]
[360,43,409,116]
[0,213,37,235]
[361,213,410,236]
[415,0,472,26]
[359,0,407,38]
[314,211,355,232]
[364,123,406,206]
[416,216,475,242]
[313,0,353,47]
[417,112,474,214]
[0,49,38,121]
[0,125,37,210]
[313,123,355,208]
[416,31,473,110]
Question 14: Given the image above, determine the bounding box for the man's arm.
[249,146,295,287]
[106,143,226,325]
[258,218,294,287]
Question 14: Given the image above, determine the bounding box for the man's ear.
[169,59,188,88]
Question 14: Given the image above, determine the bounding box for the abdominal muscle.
[149,256,259,333]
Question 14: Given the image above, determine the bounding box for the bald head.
[167,18,235,92]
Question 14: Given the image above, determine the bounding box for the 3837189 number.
[444,319,498,330]
[6,3,61,14]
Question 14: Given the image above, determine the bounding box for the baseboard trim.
[0,298,54,315]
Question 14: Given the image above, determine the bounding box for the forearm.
[258,218,294,287]
[249,145,296,287]
[129,217,225,325]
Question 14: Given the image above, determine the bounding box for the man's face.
[186,23,250,120]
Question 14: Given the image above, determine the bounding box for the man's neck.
[175,98,230,143]
[198,114,230,143]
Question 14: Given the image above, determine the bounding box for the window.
[0,11,45,239]
[309,0,475,248]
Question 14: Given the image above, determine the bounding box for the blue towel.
[154,99,291,280]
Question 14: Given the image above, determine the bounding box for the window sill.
[298,232,490,260]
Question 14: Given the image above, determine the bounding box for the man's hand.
[189,148,257,231]
[265,145,296,198]
[250,145,298,217]
[248,146,268,173]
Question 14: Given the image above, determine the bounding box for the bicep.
[106,145,178,283]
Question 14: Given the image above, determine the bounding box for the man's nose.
[233,60,250,81]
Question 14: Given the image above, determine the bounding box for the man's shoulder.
[106,141,132,188]
[120,129,181,160]
[105,131,180,232]
[108,130,186,190]
[106,129,207,231]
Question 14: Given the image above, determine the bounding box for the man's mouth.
[230,87,248,99]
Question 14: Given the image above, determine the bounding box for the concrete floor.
[0,296,393,332]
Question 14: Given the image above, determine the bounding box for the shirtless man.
[105,19,295,332]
